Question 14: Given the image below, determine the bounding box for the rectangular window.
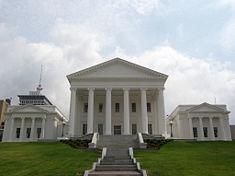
[26,128,31,138]
[132,103,136,112]
[147,103,151,112]
[148,124,153,134]
[132,124,137,134]
[98,124,103,135]
[193,127,198,138]
[214,127,218,138]
[84,103,88,113]
[99,103,103,113]
[16,128,21,138]
[37,128,41,138]
[115,103,120,112]
[203,127,208,137]
[82,124,87,135]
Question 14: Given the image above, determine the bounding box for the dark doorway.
[114,125,121,135]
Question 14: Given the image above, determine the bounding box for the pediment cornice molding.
[7,104,49,114]
[67,58,168,80]
[186,102,229,114]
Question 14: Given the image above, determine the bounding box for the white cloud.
[0,22,104,116]
[0,21,235,125]
[126,0,162,15]
[218,0,235,8]
[220,17,235,50]
[114,46,235,123]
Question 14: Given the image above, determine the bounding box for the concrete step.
[100,159,134,165]
[95,164,137,171]
[88,171,142,176]
[104,156,131,160]
[98,136,139,149]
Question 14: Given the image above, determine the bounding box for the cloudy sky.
[0,0,235,124]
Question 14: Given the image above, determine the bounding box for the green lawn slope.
[135,141,235,176]
[0,142,99,176]
[1,141,235,176]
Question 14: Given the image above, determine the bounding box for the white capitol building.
[2,58,232,142]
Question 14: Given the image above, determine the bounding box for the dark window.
[203,127,208,137]
[82,124,87,135]
[132,124,137,134]
[84,103,88,113]
[99,103,103,113]
[214,127,218,138]
[147,103,151,112]
[26,128,31,138]
[98,124,103,135]
[37,128,41,138]
[16,128,21,138]
[132,103,136,112]
[115,103,120,112]
[148,124,153,134]
[193,127,198,138]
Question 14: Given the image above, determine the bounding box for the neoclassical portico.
[67,58,168,137]
[7,116,46,142]
[167,102,232,141]
[2,104,67,142]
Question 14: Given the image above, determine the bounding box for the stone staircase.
[85,148,145,176]
[97,135,139,149]
[84,135,147,176]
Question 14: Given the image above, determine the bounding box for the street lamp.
[169,120,173,138]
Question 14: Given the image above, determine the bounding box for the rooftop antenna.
[214,96,217,104]
[36,64,43,94]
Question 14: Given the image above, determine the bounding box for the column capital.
[105,87,112,91]
[87,87,95,91]
[70,87,77,91]
[41,116,46,120]
[123,88,130,91]
[140,88,147,91]
[157,87,165,91]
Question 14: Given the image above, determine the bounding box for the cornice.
[67,58,168,80]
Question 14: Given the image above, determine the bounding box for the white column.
[69,87,77,137]
[123,88,130,135]
[9,118,15,141]
[198,117,204,140]
[105,88,112,135]
[41,117,46,139]
[157,88,166,135]
[188,116,193,139]
[87,88,95,134]
[219,117,226,140]
[209,117,215,140]
[20,117,25,141]
[30,117,35,140]
[225,116,232,140]
[141,88,148,134]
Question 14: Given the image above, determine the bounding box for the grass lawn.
[0,142,99,176]
[135,140,235,176]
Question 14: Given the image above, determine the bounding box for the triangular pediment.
[10,104,48,113]
[67,58,168,80]
[187,102,226,113]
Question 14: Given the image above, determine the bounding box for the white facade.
[2,104,68,142]
[167,103,232,141]
[67,58,168,137]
